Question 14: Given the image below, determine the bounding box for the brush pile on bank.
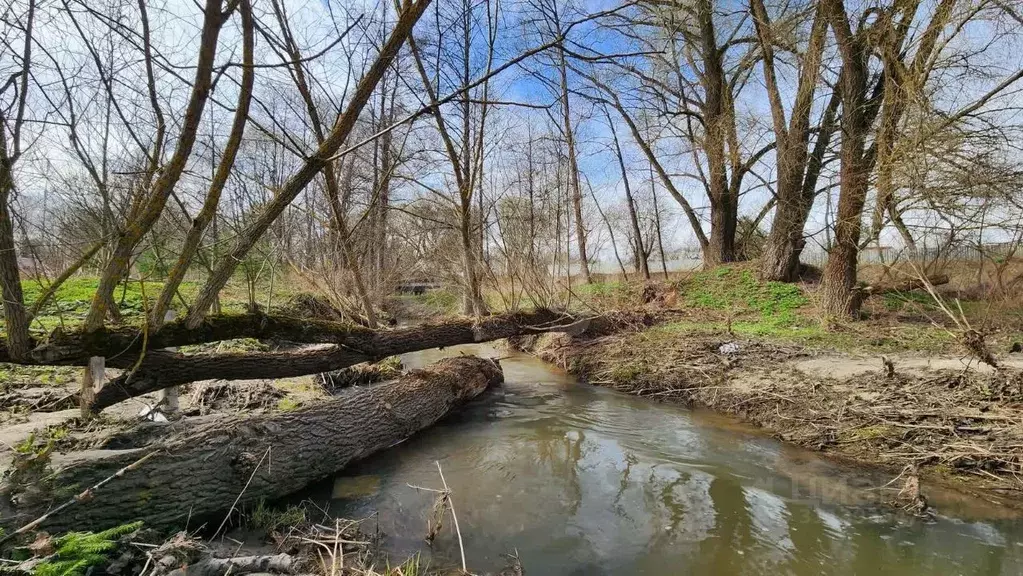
[518,323,1023,504]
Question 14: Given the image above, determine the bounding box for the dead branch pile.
[187,381,286,415]
[0,387,76,412]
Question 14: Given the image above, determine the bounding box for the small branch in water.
[435,461,468,574]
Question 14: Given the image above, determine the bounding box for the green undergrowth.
[680,265,808,317]
[572,281,639,310]
[643,317,956,353]
[0,364,79,390]
[391,287,461,319]
[249,500,307,533]
[32,522,143,576]
[4,275,301,335]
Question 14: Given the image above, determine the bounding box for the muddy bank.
[511,327,1023,510]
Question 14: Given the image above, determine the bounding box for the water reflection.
[309,344,1023,575]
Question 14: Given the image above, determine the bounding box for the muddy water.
[313,344,1023,575]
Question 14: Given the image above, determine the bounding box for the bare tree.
[752,0,837,281]
[0,0,35,360]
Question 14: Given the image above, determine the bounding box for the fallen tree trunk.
[863,274,950,296]
[25,309,575,366]
[1,356,503,534]
[88,310,598,411]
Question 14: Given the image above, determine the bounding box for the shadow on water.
[299,343,1023,575]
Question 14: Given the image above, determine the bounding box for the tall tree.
[752,0,837,282]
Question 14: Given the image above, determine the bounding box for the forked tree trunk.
[753,0,831,282]
[1,356,503,533]
[698,0,736,269]
[819,0,873,317]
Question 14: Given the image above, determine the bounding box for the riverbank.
[511,319,1023,512]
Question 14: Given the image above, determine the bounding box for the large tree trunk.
[1,356,503,533]
[758,93,839,281]
[0,167,29,361]
[698,0,736,269]
[84,310,592,410]
[820,0,873,317]
[753,0,830,282]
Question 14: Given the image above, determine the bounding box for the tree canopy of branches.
[1,0,1022,411]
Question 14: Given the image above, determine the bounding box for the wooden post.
[80,356,105,418]
[156,309,180,414]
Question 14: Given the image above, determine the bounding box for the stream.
[306,344,1023,575]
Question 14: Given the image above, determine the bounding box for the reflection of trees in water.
[638,466,691,553]
[529,422,586,516]
[611,452,637,516]
[781,506,830,575]
[694,476,756,573]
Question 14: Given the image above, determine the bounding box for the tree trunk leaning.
[1,356,504,534]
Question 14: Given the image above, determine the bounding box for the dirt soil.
[512,324,1023,511]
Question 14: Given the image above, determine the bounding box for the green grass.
[881,290,936,312]
[575,281,629,298]
[422,288,460,314]
[13,277,196,333]
[276,397,302,412]
[681,266,808,316]
[572,281,642,311]
[394,287,462,317]
[249,500,306,532]
[5,274,300,334]
[647,317,956,353]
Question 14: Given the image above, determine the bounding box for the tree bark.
[1,356,504,533]
[819,0,873,317]
[24,309,576,369]
[559,45,590,283]
[697,0,736,268]
[754,0,830,281]
[0,166,30,361]
[83,310,596,411]
[0,0,35,362]
[760,92,840,281]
